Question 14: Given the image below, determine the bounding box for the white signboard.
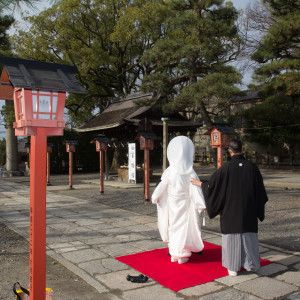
[128,143,136,183]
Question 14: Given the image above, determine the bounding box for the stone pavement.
[0,168,299,300]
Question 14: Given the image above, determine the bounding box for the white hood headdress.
[167,136,194,176]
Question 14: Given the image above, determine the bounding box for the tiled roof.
[77,92,203,133]
[230,91,259,103]
[204,123,236,135]
[77,93,153,132]
[0,55,86,94]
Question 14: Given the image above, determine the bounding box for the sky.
[0,0,253,139]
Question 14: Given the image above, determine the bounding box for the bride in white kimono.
[152,136,206,264]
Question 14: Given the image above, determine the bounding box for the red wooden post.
[0,57,86,300]
[29,128,47,299]
[46,151,51,185]
[100,150,104,193]
[69,151,73,189]
[144,148,150,201]
[93,137,109,194]
[217,147,224,169]
[65,142,77,189]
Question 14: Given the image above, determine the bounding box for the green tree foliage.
[243,0,300,155]
[0,8,14,55]
[140,0,242,127]
[12,0,167,125]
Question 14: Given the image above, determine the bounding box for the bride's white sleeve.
[189,173,206,212]
[151,177,168,204]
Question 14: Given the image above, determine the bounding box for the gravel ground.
[0,172,299,299]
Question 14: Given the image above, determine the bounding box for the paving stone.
[115,233,152,242]
[144,222,158,229]
[78,259,111,275]
[199,288,261,299]
[102,258,130,272]
[216,272,259,286]
[128,239,166,251]
[111,219,140,227]
[234,277,298,299]
[122,284,183,300]
[257,263,287,276]
[74,230,105,241]
[277,255,300,266]
[48,241,88,253]
[202,232,219,240]
[261,251,292,262]
[99,243,142,256]
[62,248,107,264]
[85,222,115,231]
[286,292,300,300]
[87,236,118,246]
[276,271,300,287]
[179,282,224,296]
[97,227,132,236]
[294,263,300,271]
[125,216,156,225]
[95,270,155,291]
[259,245,269,253]
[142,230,162,240]
[47,222,74,230]
[75,219,105,226]
[125,224,156,233]
[205,236,222,246]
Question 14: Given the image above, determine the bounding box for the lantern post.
[46,143,54,186]
[136,131,158,202]
[92,136,110,194]
[64,140,78,189]
[13,88,66,300]
[0,56,87,300]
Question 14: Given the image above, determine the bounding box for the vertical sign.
[128,143,136,183]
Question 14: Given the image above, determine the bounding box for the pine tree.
[243,0,300,163]
[141,0,242,128]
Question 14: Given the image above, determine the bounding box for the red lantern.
[13,88,66,136]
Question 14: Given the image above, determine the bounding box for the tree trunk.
[110,143,122,172]
[198,100,217,168]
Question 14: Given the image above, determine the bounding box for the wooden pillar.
[29,128,47,300]
[144,148,150,201]
[217,147,223,169]
[69,151,73,189]
[100,150,104,193]
[46,151,51,185]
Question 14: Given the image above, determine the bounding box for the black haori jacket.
[202,155,268,234]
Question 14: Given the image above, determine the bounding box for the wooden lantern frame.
[13,88,66,136]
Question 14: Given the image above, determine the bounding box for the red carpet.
[116,241,272,292]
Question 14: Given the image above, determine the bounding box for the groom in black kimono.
[191,139,268,276]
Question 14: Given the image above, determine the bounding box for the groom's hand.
[190,178,202,187]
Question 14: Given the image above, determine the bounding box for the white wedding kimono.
[152,136,206,259]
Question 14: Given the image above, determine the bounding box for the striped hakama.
[222,233,261,272]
